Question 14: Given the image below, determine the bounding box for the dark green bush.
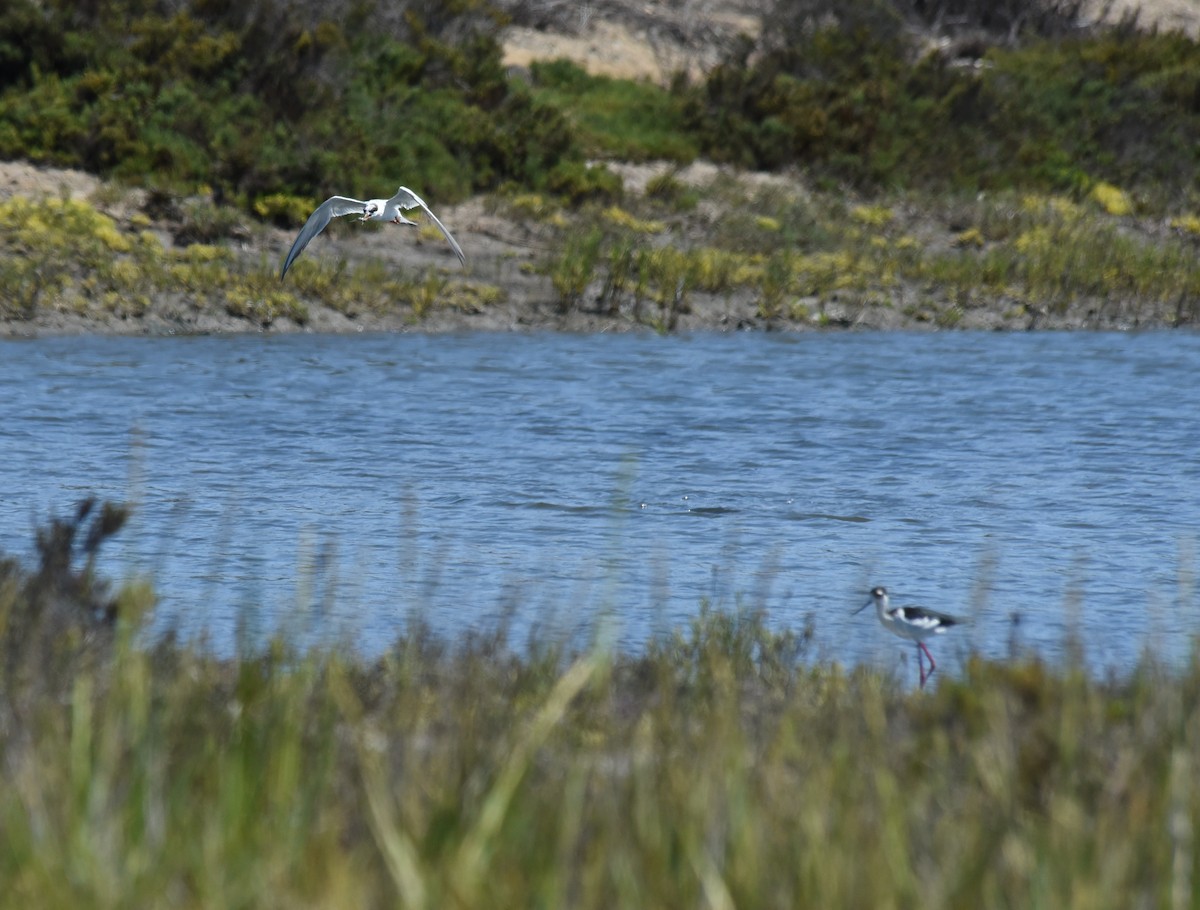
[1,497,132,690]
[0,0,576,206]
[682,0,1200,202]
[2,0,1199,211]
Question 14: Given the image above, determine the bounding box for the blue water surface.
[2,330,1198,673]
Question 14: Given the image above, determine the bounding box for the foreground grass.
[2,503,1199,907]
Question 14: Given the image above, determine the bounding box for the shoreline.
[3,298,1185,340]
[2,158,1196,339]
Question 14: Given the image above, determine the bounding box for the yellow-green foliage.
[224,287,308,325]
[182,242,230,264]
[830,191,1200,321]
[443,281,504,312]
[1089,181,1133,216]
[851,204,894,228]
[603,206,665,235]
[1170,214,1200,236]
[640,246,692,304]
[1024,193,1083,220]
[0,197,117,247]
[644,172,699,212]
[954,227,985,248]
[253,193,316,228]
[7,177,1198,333]
[0,196,147,316]
[687,247,754,293]
[793,250,859,296]
[406,271,447,319]
[500,193,561,222]
[549,228,604,311]
[757,249,793,318]
[975,194,1200,308]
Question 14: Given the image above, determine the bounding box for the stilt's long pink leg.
[919,641,937,687]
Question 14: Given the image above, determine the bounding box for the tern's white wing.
[388,186,466,265]
[280,196,367,280]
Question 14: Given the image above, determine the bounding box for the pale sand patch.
[504,22,667,81]
[502,0,1200,86]
[0,159,100,202]
[604,159,800,196]
[502,2,761,84]
[1099,0,1200,33]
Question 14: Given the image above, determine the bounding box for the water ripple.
[1,330,1198,670]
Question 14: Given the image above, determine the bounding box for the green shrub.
[0,0,578,203]
[529,58,697,162]
[545,161,624,207]
[644,171,699,212]
[175,198,249,243]
[682,0,1200,203]
[548,227,604,311]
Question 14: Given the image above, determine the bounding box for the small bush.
[175,198,250,243]
[548,227,603,311]
[644,172,699,212]
[252,193,315,228]
[545,161,624,207]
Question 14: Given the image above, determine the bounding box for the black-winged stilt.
[854,586,961,688]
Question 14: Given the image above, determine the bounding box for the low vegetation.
[525,181,1200,328]
[5,167,1197,332]
[2,500,1199,907]
[0,194,502,328]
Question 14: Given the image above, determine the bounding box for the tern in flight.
[280,186,465,280]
